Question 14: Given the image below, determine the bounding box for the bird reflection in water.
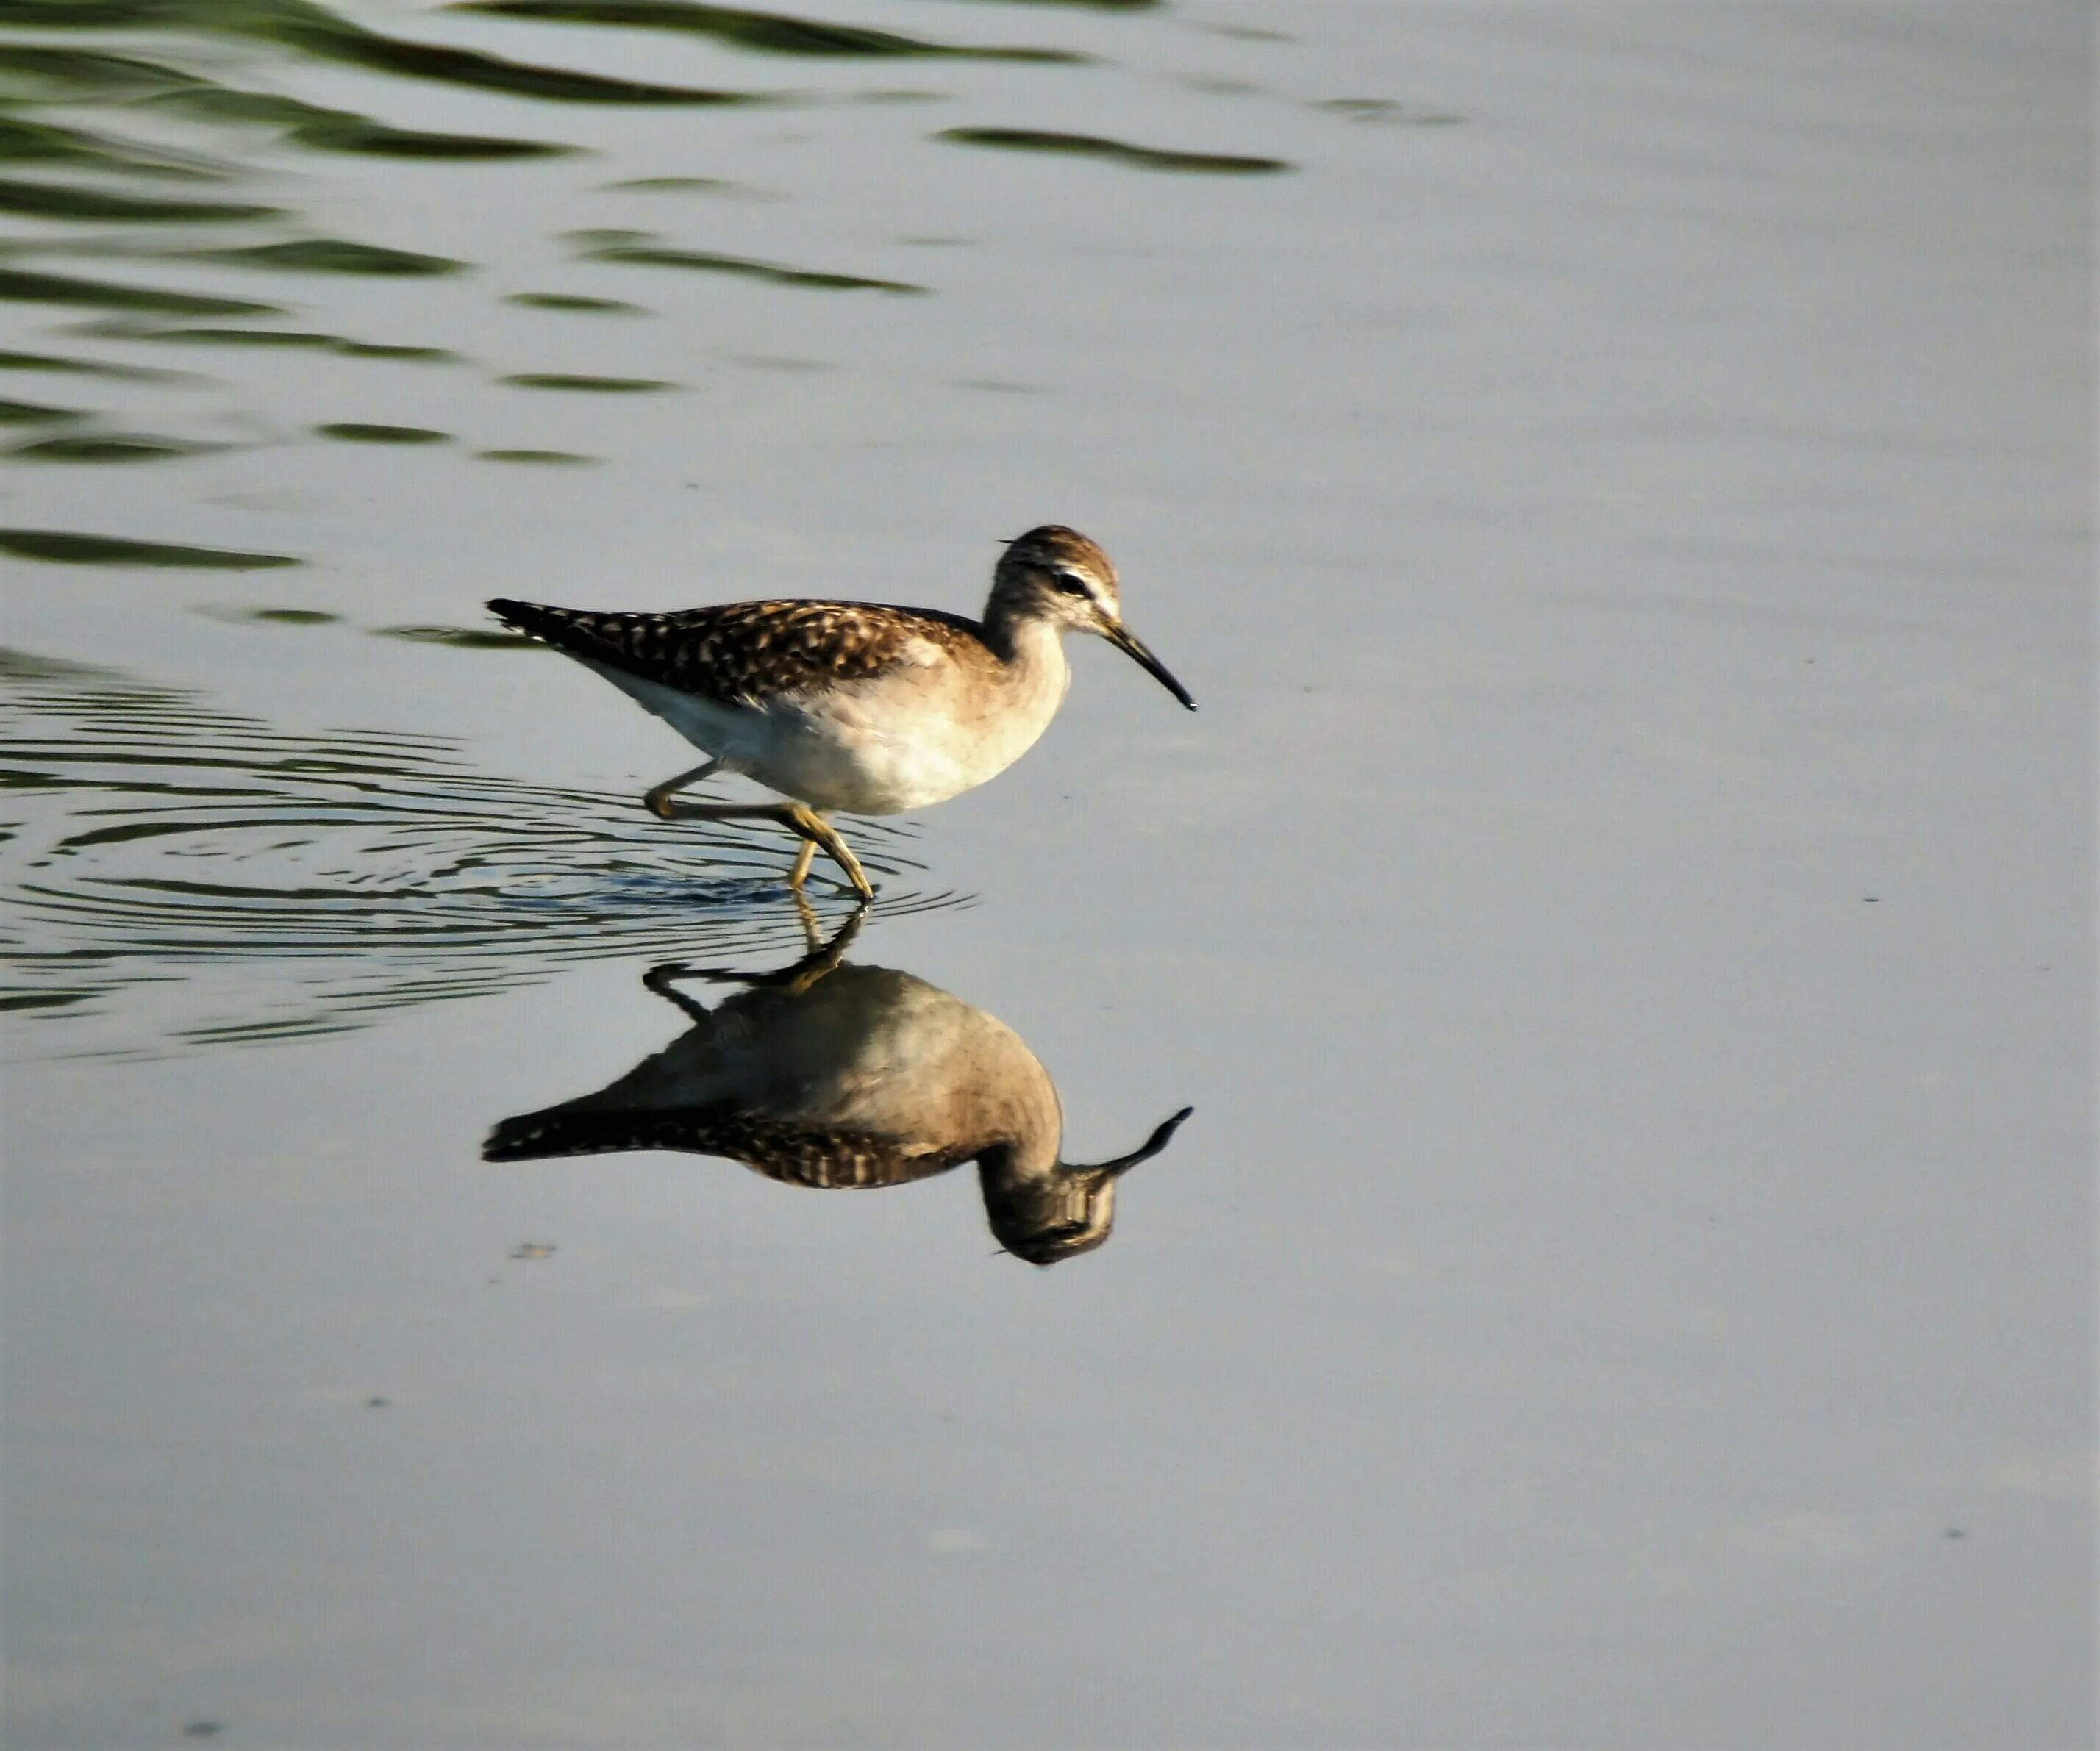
[483,905,1191,1265]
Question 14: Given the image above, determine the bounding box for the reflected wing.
[483,1106,972,1188]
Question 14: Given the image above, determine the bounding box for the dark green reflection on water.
[314,422,451,444]
[486,909,1190,1266]
[0,0,760,365]
[0,0,765,105]
[0,651,964,1060]
[452,0,1085,62]
[0,265,275,315]
[505,291,648,313]
[499,371,675,392]
[576,239,925,294]
[0,37,576,160]
[74,323,337,347]
[338,340,457,360]
[938,126,1291,174]
[73,323,461,362]
[182,237,468,276]
[0,43,202,101]
[603,175,740,192]
[0,348,190,379]
[0,110,223,180]
[146,85,576,159]
[0,177,277,222]
[0,393,79,423]
[0,528,298,567]
[917,0,1154,8]
[209,606,341,626]
[8,430,227,462]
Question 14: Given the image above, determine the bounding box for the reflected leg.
[791,889,824,953]
[774,896,868,994]
[641,962,719,1024]
[647,896,868,995]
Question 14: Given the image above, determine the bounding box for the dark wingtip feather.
[485,597,610,659]
[488,597,552,635]
[483,1109,662,1162]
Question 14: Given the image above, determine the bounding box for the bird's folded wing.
[488,598,980,705]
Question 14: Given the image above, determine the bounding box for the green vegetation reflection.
[315,422,451,443]
[0,0,768,106]
[0,527,298,567]
[499,372,673,392]
[0,43,203,102]
[0,347,194,379]
[506,291,647,312]
[181,237,468,276]
[147,85,576,158]
[10,431,226,462]
[0,265,276,315]
[0,393,79,423]
[0,111,224,181]
[604,176,740,193]
[577,239,924,294]
[451,0,1084,62]
[196,605,341,625]
[478,448,597,464]
[65,321,458,362]
[0,177,277,222]
[938,128,1290,173]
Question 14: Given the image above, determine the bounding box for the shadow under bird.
[488,525,1194,898]
[482,914,1192,1265]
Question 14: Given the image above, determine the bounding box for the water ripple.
[0,649,968,1061]
[937,127,1290,175]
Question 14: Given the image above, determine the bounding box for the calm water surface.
[4,3,2092,1746]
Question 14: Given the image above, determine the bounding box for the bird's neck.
[979,604,1069,694]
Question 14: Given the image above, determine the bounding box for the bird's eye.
[1053,571,1091,597]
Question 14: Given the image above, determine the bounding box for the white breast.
[568,629,1072,817]
[752,645,1071,814]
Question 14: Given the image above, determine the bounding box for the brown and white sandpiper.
[490,524,1195,898]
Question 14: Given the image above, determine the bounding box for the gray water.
[4,3,2093,1746]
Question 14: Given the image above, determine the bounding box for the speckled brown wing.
[488,596,985,704]
[482,1105,975,1187]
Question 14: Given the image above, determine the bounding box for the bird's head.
[991,525,1196,710]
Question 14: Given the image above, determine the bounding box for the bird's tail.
[482,1106,712,1163]
[487,597,618,659]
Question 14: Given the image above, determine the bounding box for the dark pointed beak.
[1068,1106,1194,1178]
[1104,622,1196,711]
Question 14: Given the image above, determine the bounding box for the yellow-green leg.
[643,759,721,820]
[654,794,874,900]
[782,803,873,900]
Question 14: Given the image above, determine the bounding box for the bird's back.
[488,596,989,707]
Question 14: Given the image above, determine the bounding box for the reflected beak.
[1073,1106,1195,1179]
[1104,621,1196,711]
